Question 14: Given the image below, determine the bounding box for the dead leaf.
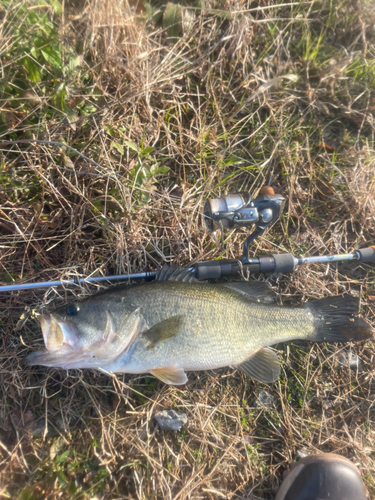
[318,142,335,150]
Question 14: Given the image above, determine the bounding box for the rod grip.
[358,247,375,263]
[258,256,276,273]
[272,253,296,273]
[194,260,263,279]
[195,261,221,279]
[194,261,235,279]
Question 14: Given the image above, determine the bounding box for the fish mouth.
[40,314,78,352]
[25,314,82,369]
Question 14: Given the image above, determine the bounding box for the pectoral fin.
[143,315,183,349]
[237,348,281,383]
[149,367,188,385]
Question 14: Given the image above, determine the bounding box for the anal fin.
[149,367,188,385]
[237,348,280,383]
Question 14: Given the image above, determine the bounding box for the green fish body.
[103,281,311,383]
[26,269,372,385]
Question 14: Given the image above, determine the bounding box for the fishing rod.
[196,186,375,278]
[1,187,374,292]
[0,248,374,292]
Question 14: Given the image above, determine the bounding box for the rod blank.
[0,273,156,292]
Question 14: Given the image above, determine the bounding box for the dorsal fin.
[155,264,197,283]
[220,281,275,303]
[155,264,175,282]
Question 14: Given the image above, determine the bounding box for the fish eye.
[66,304,79,316]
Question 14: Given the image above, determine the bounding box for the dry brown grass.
[0,0,375,498]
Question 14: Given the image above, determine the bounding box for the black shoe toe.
[275,454,367,500]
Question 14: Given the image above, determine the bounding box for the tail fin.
[305,294,372,343]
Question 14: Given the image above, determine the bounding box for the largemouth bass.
[26,268,372,385]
